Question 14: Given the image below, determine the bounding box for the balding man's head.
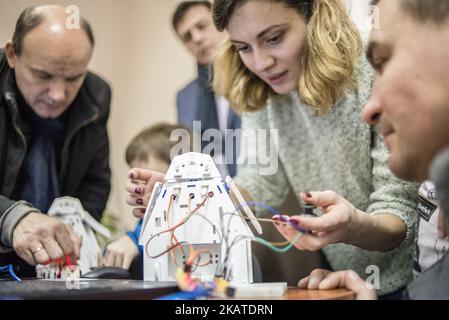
[12,5,94,56]
[372,0,449,25]
[5,5,95,119]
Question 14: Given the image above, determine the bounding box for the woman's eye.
[235,45,250,53]
[267,34,283,44]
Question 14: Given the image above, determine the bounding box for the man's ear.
[5,41,17,69]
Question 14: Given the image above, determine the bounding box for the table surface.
[284,287,355,300]
[0,279,354,300]
[218,286,355,300]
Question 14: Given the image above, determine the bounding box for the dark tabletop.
[0,279,179,300]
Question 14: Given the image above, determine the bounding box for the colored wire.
[222,212,294,246]
[227,200,307,244]
[145,192,303,280]
[219,202,305,276]
[254,232,303,253]
[167,195,184,267]
[0,264,22,282]
[188,249,213,270]
[144,192,214,260]
[182,213,221,270]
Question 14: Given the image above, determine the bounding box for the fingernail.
[141,208,146,214]
[289,218,300,225]
[309,279,319,289]
[298,277,308,288]
[129,172,135,179]
[289,220,307,233]
[280,215,288,223]
[272,215,280,221]
[320,279,330,288]
[305,192,312,198]
[135,187,142,194]
[136,199,143,205]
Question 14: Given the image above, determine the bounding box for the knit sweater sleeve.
[366,129,419,243]
[319,55,419,296]
[233,109,291,213]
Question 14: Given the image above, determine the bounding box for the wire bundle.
[145,193,304,299]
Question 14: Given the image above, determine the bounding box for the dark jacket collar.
[63,78,99,137]
[0,52,22,126]
[0,49,8,83]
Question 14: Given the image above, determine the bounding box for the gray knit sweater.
[234,57,419,296]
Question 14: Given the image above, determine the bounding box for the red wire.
[145,192,215,263]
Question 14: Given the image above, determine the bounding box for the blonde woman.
[126,0,418,297]
[213,0,419,297]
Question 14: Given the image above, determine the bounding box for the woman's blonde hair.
[212,0,363,115]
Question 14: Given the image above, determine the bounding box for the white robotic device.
[139,152,263,285]
[36,197,111,279]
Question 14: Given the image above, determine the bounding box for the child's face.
[130,155,170,173]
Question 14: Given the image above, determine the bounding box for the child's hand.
[103,236,139,270]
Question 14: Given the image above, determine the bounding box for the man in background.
[172,1,241,177]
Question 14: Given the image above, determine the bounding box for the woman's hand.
[273,191,371,251]
[126,168,165,218]
[103,236,138,270]
[298,269,377,300]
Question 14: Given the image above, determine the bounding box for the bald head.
[12,5,94,56]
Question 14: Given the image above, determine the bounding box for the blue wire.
[156,286,211,300]
[243,201,282,217]
[0,265,22,282]
[161,201,305,299]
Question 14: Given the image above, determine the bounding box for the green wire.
[253,232,303,253]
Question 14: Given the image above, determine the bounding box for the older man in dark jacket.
[0,5,111,276]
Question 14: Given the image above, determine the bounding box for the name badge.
[417,195,437,222]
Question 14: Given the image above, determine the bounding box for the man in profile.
[299,0,449,299]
